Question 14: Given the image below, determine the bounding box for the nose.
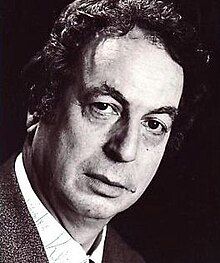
[103,120,139,163]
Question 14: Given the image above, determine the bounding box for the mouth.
[85,173,136,194]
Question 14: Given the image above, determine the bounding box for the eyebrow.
[147,106,178,121]
[83,83,129,108]
[83,83,178,120]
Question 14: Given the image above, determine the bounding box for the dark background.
[1,1,220,262]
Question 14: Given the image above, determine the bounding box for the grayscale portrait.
[1,0,219,262]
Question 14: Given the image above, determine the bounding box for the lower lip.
[85,174,125,198]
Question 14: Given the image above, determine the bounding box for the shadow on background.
[1,1,220,262]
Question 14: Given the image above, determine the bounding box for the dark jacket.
[0,155,146,263]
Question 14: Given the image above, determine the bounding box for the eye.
[141,118,167,135]
[88,102,119,120]
[93,102,112,112]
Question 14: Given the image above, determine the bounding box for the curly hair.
[23,0,210,151]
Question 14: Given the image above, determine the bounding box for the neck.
[22,142,109,252]
[53,204,107,252]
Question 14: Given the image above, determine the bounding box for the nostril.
[103,137,127,162]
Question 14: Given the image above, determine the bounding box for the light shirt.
[15,153,106,263]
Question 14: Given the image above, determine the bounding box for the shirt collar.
[15,153,106,263]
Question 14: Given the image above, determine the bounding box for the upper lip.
[85,173,126,189]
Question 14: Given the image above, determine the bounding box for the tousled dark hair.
[23,0,210,151]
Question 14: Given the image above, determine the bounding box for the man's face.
[32,29,183,221]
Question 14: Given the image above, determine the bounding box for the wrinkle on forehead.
[83,28,183,78]
[82,26,166,71]
[81,27,183,110]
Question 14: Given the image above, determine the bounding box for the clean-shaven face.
[31,28,184,220]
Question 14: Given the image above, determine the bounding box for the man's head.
[24,0,208,221]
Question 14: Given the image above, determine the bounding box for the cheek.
[49,118,110,178]
[58,107,116,156]
[58,124,103,160]
[136,143,167,189]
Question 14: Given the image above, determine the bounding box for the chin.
[69,195,132,221]
[53,182,138,221]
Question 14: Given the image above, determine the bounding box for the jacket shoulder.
[103,226,147,263]
[0,154,48,263]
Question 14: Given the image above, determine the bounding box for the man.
[0,0,209,262]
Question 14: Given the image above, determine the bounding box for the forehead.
[81,28,183,109]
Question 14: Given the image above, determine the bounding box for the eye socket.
[141,118,167,135]
[88,102,119,120]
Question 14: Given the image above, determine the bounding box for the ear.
[26,112,39,134]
